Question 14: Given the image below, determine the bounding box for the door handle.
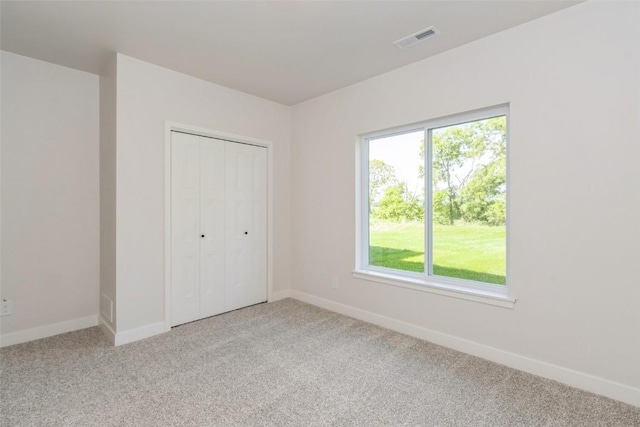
[244,231,248,235]
[201,234,205,238]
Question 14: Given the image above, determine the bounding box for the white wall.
[1,51,100,340]
[291,0,640,400]
[99,54,117,332]
[114,55,291,332]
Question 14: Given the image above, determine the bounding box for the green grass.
[369,221,506,285]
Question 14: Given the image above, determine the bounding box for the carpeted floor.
[1,299,638,426]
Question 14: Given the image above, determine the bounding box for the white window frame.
[354,105,515,308]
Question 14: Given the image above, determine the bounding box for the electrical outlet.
[0,299,13,316]
[331,277,339,289]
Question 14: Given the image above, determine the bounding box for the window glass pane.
[431,116,507,285]
[369,131,425,273]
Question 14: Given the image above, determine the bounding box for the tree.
[458,117,506,226]
[373,183,424,223]
[432,189,458,225]
[369,159,398,205]
[460,158,506,225]
[420,116,507,226]
[431,125,478,224]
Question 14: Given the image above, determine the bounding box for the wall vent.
[394,26,441,49]
[101,294,113,323]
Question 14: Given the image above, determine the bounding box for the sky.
[369,130,424,196]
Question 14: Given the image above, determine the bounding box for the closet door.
[171,132,201,326]
[172,132,267,327]
[199,138,226,319]
[225,142,268,312]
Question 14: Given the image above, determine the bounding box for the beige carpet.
[1,299,638,426]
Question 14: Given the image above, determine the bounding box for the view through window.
[365,109,507,287]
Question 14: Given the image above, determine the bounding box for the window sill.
[352,270,515,309]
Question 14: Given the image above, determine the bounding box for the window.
[356,105,511,305]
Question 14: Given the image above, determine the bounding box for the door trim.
[164,121,274,332]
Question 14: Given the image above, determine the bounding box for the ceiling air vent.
[394,26,441,49]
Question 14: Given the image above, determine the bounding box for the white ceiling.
[1,1,581,105]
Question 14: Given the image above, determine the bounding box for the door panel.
[199,138,226,318]
[225,143,267,312]
[171,132,201,326]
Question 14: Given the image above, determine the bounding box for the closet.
[171,131,267,327]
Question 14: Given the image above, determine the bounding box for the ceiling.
[1,1,581,105]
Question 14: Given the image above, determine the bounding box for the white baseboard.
[269,289,291,302]
[290,290,640,408]
[0,315,98,348]
[114,321,166,346]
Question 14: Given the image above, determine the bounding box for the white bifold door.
[171,131,267,327]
